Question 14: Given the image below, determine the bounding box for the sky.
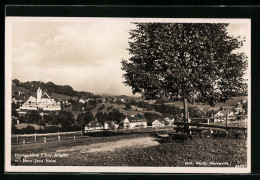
[9,18,250,96]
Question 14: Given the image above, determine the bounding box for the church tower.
[36,86,42,104]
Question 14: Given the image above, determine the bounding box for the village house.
[234,102,245,114]
[104,120,119,130]
[12,95,25,104]
[152,118,171,127]
[214,111,225,123]
[214,110,235,123]
[122,115,147,129]
[164,117,175,125]
[19,86,61,111]
[152,119,165,127]
[85,119,103,132]
[79,98,86,104]
[86,98,96,103]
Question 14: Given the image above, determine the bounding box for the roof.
[153,118,169,125]
[105,120,118,129]
[41,92,52,100]
[86,120,103,128]
[236,104,243,109]
[126,115,146,123]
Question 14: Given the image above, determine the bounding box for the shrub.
[11,125,19,134]
[20,125,36,134]
[71,123,83,131]
[40,126,61,133]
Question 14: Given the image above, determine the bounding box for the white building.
[214,110,235,123]
[104,120,119,130]
[214,111,225,123]
[235,102,245,114]
[19,86,61,111]
[79,98,86,104]
[122,115,147,129]
[85,119,103,132]
[152,119,164,127]
[165,117,174,125]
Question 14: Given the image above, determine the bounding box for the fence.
[12,114,247,145]
[12,126,174,145]
[11,131,83,144]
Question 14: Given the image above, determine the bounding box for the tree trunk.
[183,98,188,122]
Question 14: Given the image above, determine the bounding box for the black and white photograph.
[5,17,251,173]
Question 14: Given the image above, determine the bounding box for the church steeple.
[36,81,42,104]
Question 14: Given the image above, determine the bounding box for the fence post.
[35,132,37,142]
[17,134,19,143]
[23,139,25,145]
[207,119,210,134]
[44,137,46,143]
[58,131,60,141]
[226,110,229,136]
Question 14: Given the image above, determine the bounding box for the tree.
[95,111,107,125]
[122,23,247,121]
[25,110,41,124]
[125,103,131,110]
[57,111,75,127]
[11,102,19,117]
[77,111,95,125]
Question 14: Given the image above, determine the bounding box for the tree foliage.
[122,23,247,120]
[25,110,42,124]
[77,111,95,125]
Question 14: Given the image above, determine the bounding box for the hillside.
[92,102,162,117]
[12,86,29,94]
[165,96,248,111]
[51,92,78,101]
[12,79,95,100]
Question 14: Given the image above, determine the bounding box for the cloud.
[12,21,136,95]
[13,22,134,68]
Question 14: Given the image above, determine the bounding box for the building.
[12,95,25,104]
[85,119,103,131]
[122,115,147,129]
[235,102,245,114]
[214,110,235,123]
[152,119,165,127]
[214,111,225,123]
[164,117,174,125]
[79,98,86,104]
[19,86,61,111]
[104,120,119,130]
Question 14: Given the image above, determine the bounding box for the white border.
[5,17,251,173]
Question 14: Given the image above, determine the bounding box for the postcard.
[5,17,251,173]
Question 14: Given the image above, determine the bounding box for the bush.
[20,125,36,134]
[11,125,19,134]
[61,124,73,132]
[98,104,105,111]
[40,126,61,133]
[107,106,113,111]
[71,123,83,131]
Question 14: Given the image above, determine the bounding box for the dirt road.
[56,136,160,153]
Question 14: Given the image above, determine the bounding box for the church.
[19,86,61,111]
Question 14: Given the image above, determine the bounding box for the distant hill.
[12,79,95,99]
[12,86,29,94]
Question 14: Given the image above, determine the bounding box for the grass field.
[11,133,247,167]
[165,96,248,111]
[92,102,162,116]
